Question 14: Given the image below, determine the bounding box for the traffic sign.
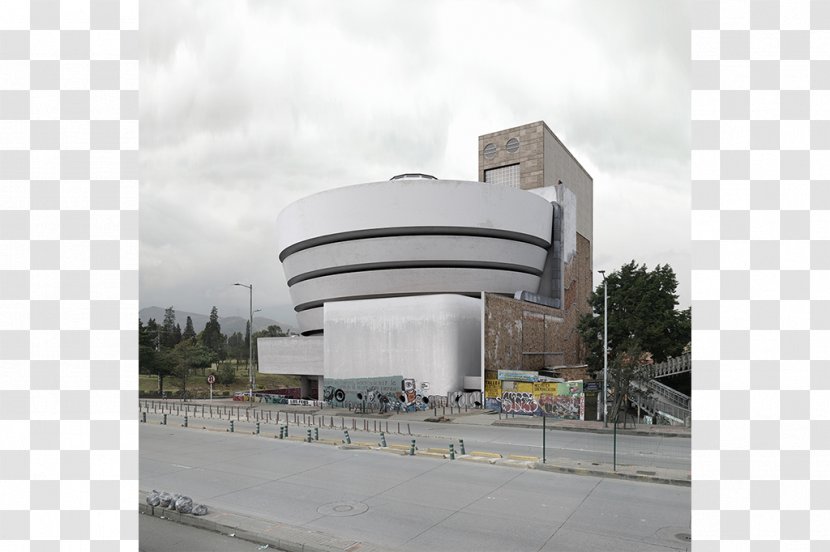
[207,374,216,385]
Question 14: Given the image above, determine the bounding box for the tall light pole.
[234,283,254,403]
[598,270,608,427]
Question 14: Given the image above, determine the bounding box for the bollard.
[141,412,146,423]
[459,439,466,455]
[314,427,319,441]
[278,426,285,439]
[397,422,401,434]
[162,414,167,425]
[343,430,351,444]
[229,420,234,433]
[449,443,455,460]
[183,416,188,428]
[256,422,260,435]
[409,439,416,456]
[284,424,288,437]
[307,429,312,443]
[379,432,387,447]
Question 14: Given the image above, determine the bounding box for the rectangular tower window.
[484,164,520,188]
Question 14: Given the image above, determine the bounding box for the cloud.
[140,0,691,323]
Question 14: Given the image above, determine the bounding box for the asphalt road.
[140,513,277,552]
[140,423,691,551]
[139,407,690,472]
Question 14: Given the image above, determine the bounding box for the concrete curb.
[530,462,691,486]
[491,420,691,438]
[139,491,390,552]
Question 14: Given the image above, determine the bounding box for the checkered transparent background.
[0,0,825,549]
[692,0,829,548]
[0,0,138,549]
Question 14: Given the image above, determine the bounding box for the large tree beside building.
[578,261,690,374]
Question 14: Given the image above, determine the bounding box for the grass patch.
[139,363,300,398]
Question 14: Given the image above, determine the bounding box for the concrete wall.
[257,336,324,376]
[323,294,482,397]
[542,125,593,245]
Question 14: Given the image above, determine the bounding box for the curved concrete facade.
[277,179,555,334]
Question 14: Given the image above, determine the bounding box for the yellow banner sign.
[484,379,501,398]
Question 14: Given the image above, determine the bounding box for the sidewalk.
[139,491,388,552]
[150,399,691,438]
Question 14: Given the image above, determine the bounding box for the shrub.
[216,364,237,385]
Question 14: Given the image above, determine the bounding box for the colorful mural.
[484,374,585,419]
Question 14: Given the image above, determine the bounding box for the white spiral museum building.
[276,177,557,335]
[260,121,593,406]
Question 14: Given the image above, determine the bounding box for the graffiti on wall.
[322,376,482,412]
[485,379,585,419]
[501,391,539,414]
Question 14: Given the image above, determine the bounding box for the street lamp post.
[234,283,254,403]
[598,270,608,427]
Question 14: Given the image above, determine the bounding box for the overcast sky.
[140,0,691,327]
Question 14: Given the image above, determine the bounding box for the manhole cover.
[655,526,691,543]
[316,501,369,517]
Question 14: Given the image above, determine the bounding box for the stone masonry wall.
[483,232,592,378]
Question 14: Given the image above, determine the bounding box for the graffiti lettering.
[501,392,539,414]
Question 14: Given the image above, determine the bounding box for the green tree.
[139,318,174,394]
[578,261,690,374]
[160,306,180,349]
[182,316,196,340]
[226,331,246,364]
[606,343,653,423]
[200,306,225,360]
[215,363,237,385]
[168,338,213,399]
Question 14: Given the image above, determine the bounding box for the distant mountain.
[139,307,297,336]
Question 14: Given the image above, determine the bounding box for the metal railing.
[650,353,692,378]
[645,379,690,410]
[629,393,690,426]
